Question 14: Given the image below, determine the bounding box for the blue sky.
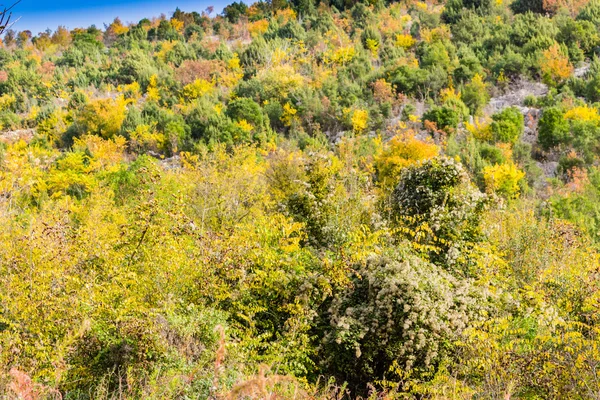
[8,0,230,35]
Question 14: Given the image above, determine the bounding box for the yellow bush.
[564,105,600,123]
[257,65,304,99]
[130,124,166,153]
[483,162,525,199]
[366,38,380,56]
[325,46,356,65]
[146,74,160,101]
[395,33,416,49]
[77,96,128,139]
[0,93,16,112]
[182,79,214,101]
[281,103,298,127]
[248,20,269,38]
[465,118,493,141]
[541,43,573,86]
[351,109,369,134]
[374,130,439,192]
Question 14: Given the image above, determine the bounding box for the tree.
[223,1,249,23]
[538,107,570,149]
[490,107,524,143]
[541,43,573,86]
[462,74,490,116]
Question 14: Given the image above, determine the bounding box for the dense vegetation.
[2,0,600,397]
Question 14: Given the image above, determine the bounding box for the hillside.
[2,0,600,398]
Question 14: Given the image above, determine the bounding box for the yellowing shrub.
[182,79,214,101]
[77,96,128,139]
[483,162,525,199]
[395,33,416,49]
[564,105,600,123]
[374,130,439,192]
[351,109,369,134]
[541,43,573,87]
[248,20,269,38]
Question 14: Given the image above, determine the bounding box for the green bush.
[538,107,570,149]
[391,157,489,269]
[490,107,524,143]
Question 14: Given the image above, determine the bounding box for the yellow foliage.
[73,135,127,171]
[275,8,297,24]
[257,65,304,99]
[374,130,439,192]
[235,119,254,133]
[119,81,141,100]
[351,109,369,134]
[77,96,128,139]
[146,74,160,101]
[108,18,129,35]
[564,105,600,123]
[366,38,380,56]
[272,47,288,64]
[228,53,242,71]
[324,46,356,65]
[248,20,269,38]
[541,43,573,86]
[440,84,461,103]
[483,162,525,199]
[420,25,451,43]
[395,33,416,49]
[182,79,214,101]
[155,41,176,62]
[130,124,166,152]
[466,118,493,141]
[171,18,184,34]
[0,93,16,112]
[281,103,298,127]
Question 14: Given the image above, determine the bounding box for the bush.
[391,157,489,269]
[538,107,570,149]
[422,105,461,132]
[483,162,526,199]
[490,107,524,143]
[225,97,265,128]
[322,251,486,393]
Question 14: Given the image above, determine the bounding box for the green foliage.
[422,105,461,132]
[538,106,570,149]
[490,107,524,143]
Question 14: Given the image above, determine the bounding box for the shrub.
[422,105,460,132]
[391,156,489,268]
[225,97,265,128]
[538,107,570,149]
[490,107,524,143]
[322,251,486,393]
[374,131,439,193]
[75,96,128,139]
[483,162,526,199]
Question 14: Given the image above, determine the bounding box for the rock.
[160,155,182,170]
[538,160,559,178]
[485,80,548,114]
[574,62,591,78]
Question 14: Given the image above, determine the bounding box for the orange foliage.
[175,59,226,85]
[541,43,573,86]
